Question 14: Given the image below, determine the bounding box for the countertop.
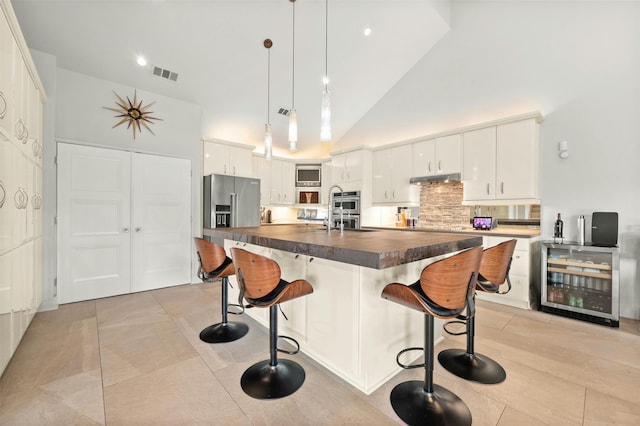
[204,224,482,270]
[367,225,540,238]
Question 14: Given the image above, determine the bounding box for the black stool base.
[199,321,249,344]
[390,381,471,426]
[438,348,506,384]
[241,359,305,399]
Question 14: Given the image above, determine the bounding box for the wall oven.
[332,191,360,214]
[332,214,360,230]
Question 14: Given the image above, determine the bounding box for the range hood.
[409,173,461,185]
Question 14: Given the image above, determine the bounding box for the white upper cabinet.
[462,118,539,204]
[268,158,295,206]
[372,145,418,204]
[411,134,462,177]
[331,150,368,186]
[462,126,496,201]
[496,119,538,200]
[202,140,253,177]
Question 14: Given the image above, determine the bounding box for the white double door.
[57,143,192,303]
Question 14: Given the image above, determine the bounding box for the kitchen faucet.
[327,184,344,234]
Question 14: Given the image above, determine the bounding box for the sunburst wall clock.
[104,90,162,139]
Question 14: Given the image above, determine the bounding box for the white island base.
[224,240,450,395]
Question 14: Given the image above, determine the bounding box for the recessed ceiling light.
[363,27,372,37]
[136,56,147,66]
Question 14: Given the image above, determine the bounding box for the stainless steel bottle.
[577,215,585,245]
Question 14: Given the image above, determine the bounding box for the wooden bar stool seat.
[381,246,483,426]
[231,247,313,399]
[439,239,517,384]
[194,237,249,343]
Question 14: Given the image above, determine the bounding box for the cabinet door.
[372,148,391,203]
[320,161,332,204]
[0,17,15,134]
[229,146,252,177]
[411,139,436,176]
[345,151,362,182]
[435,134,462,174]
[496,119,538,200]
[331,153,346,184]
[270,249,307,339]
[462,127,496,201]
[281,160,295,205]
[269,159,283,204]
[390,144,416,203]
[254,157,271,205]
[203,142,229,175]
[305,256,360,381]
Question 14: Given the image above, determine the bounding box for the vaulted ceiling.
[13,0,450,158]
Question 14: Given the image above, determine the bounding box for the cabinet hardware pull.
[135,227,142,232]
[438,160,442,172]
[14,188,27,209]
[0,91,6,119]
[392,190,395,198]
[309,257,314,262]
[500,182,504,194]
[486,183,490,195]
[15,119,28,142]
[123,227,129,233]
[31,194,41,209]
[384,190,387,199]
[295,254,299,259]
[233,166,236,175]
[0,180,5,208]
[428,161,431,172]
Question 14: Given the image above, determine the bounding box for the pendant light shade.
[288,0,297,151]
[320,0,332,142]
[264,38,273,160]
[288,109,297,150]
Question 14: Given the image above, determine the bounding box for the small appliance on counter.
[472,216,497,230]
[591,212,618,247]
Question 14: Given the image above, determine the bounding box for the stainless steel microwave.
[295,164,321,187]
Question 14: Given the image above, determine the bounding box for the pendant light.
[264,39,273,160]
[288,0,297,151]
[320,0,332,142]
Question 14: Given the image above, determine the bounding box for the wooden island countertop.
[204,224,482,269]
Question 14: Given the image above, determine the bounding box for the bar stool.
[381,246,483,426]
[194,237,249,343]
[231,247,313,399]
[438,239,517,384]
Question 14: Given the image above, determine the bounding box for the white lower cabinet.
[476,236,536,309]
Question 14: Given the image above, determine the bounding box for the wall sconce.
[558,140,569,159]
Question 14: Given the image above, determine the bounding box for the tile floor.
[1,282,639,425]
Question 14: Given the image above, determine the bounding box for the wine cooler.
[541,241,619,327]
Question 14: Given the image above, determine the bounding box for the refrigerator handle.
[230,192,238,227]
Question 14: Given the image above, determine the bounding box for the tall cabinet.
[0,0,46,376]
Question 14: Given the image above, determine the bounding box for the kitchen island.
[203,225,482,394]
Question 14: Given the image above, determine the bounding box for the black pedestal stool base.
[199,321,249,344]
[438,348,506,384]
[240,359,305,399]
[390,381,472,426]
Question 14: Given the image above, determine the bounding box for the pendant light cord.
[267,47,271,124]
[325,0,328,91]
[292,0,295,109]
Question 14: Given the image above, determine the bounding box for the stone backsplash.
[419,182,471,229]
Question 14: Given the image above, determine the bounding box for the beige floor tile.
[151,282,213,320]
[584,388,640,426]
[103,357,249,425]
[497,406,550,426]
[213,352,398,425]
[99,318,198,387]
[0,369,104,425]
[96,291,168,327]
[0,317,100,396]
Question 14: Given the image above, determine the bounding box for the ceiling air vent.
[152,65,179,82]
[278,108,290,116]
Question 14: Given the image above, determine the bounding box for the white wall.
[32,61,203,310]
[337,1,640,319]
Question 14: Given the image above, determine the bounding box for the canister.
[578,215,586,245]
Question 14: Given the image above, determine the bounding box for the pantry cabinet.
[411,134,462,177]
[0,0,45,377]
[462,117,540,204]
[372,145,418,205]
[202,140,253,177]
[251,156,295,206]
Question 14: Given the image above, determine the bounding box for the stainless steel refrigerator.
[203,174,261,228]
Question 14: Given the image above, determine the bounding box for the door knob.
[123,227,129,233]
[135,227,142,232]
